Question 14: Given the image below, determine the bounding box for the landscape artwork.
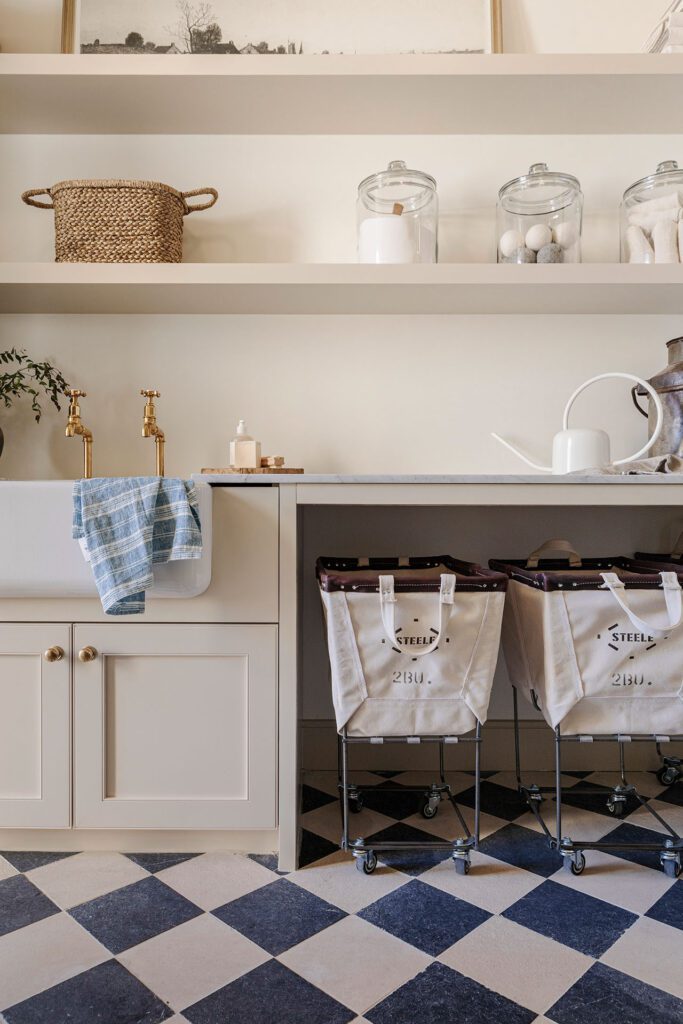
[73,0,495,55]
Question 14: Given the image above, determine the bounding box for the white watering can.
[492,372,664,474]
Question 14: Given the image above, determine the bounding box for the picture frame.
[62,0,503,56]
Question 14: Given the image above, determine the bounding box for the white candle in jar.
[358,215,416,263]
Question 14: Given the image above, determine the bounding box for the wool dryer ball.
[525,223,553,252]
[553,222,578,249]
[499,229,525,258]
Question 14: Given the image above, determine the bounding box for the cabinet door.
[73,624,277,829]
[0,624,70,828]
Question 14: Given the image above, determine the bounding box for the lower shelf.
[1,263,683,315]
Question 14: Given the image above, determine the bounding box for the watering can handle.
[563,372,664,466]
[631,385,649,419]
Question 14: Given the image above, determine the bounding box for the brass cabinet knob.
[78,646,98,663]
[44,646,64,663]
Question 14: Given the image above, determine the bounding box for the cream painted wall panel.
[74,623,278,828]
[0,623,71,826]
[0,313,680,482]
[5,134,683,264]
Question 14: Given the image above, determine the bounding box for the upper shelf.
[2,263,682,315]
[2,54,683,134]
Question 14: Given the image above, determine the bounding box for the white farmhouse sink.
[0,480,212,598]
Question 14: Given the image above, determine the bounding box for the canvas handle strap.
[379,573,455,658]
[527,539,581,568]
[600,571,683,638]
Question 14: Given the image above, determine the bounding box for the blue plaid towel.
[73,477,202,615]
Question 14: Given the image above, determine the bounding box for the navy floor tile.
[656,782,683,807]
[4,959,172,1024]
[184,957,354,1024]
[645,879,683,931]
[0,874,60,938]
[212,877,346,955]
[366,961,535,1024]
[358,878,490,956]
[456,781,528,822]
[0,851,77,873]
[548,961,683,1024]
[124,852,201,874]
[248,853,288,875]
[562,771,594,780]
[359,780,424,820]
[362,822,453,876]
[561,781,642,818]
[299,828,339,868]
[478,822,562,877]
[373,770,404,779]
[597,821,673,871]
[301,784,337,814]
[70,875,202,954]
[503,879,637,958]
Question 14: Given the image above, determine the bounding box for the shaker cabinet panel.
[73,623,277,829]
[0,624,71,828]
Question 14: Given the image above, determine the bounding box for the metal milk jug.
[634,337,683,457]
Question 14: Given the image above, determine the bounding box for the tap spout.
[65,389,93,479]
[140,389,165,476]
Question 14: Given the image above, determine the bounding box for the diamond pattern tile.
[1,771,678,1023]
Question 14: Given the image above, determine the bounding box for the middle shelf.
[2,263,683,315]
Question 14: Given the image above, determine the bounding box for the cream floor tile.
[626,799,683,836]
[301,801,395,844]
[279,916,430,1016]
[155,852,275,911]
[515,804,618,843]
[0,912,109,1010]
[0,859,17,883]
[439,916,592,1015]
[601,916,683,1000]
[391,770,474,794]
[402,807,508,842]
[27,853,148,910]
[420,851,544,914]
[304,772,380,799]
[119,912,269,1012]
[584,771,666,800]
[489,771,577,792]
[550,849,676,915]
[288,850,409,914]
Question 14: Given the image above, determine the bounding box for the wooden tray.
[201,467,304,475]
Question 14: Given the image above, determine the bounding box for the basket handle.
[182,187,218,214]
[600,571,683,638]
[379,573,455,658]
[21,188,54,210]
[526,539,581,568]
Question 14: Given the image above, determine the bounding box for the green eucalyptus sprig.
[0,348,70,423]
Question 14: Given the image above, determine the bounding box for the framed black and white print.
[62,0,503,55]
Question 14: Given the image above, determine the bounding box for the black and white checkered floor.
[0,770,681,1023]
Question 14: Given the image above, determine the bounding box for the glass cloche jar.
[357,160,438,264]
[621,160,683,264]
[497,163,583,264]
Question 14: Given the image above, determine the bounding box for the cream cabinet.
[73,623,278,829]
[0,623,71,828]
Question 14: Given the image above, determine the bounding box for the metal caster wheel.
[607,800,627,818]
[657,767,680,787]
[349,795,364,814]
[356,852,377,875]
[420,797,440,820]
[453,857,470,876]
[563,853,586,875]
[661,857,682,879]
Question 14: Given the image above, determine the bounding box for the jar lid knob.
[656,160,679,173]
[528,162,549,175]
[387,160,408,172]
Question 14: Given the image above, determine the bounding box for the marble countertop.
[195,473,683,485]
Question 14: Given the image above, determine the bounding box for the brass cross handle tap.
[65,388,93,479]
[140,389,165,477]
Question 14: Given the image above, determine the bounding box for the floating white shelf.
[2,54,683,135]
[2,263,682,315]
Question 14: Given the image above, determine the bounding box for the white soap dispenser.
[229,420,262,469]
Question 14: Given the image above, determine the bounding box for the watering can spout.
[491,433,552,473]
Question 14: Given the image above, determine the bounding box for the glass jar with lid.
[357,160,438,264]
[497,163,583,264]
[621,160,683,264]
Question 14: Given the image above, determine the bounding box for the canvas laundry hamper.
[317,556,507,738]
[491,541,683,736]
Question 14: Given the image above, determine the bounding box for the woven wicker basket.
[21,179,219,263]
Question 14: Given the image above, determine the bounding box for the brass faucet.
[65,389,93,479]
[140,389,165,476]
